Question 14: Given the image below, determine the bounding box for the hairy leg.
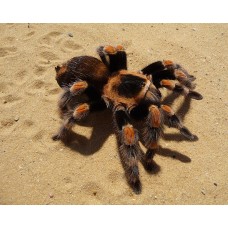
[142,105,163,171]
[141,60,203,100]
[160,79,203,100]
[53,99,106,141]
[97,45,127,72]
[114,105,143,194]
[161,104,195,140]
[57,80,105,118]
[57,80,89,118]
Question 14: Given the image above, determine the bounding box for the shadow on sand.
[55,91,199,174]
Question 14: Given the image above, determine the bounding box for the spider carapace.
[53,45,203,194]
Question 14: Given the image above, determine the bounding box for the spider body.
[53,45,203,194]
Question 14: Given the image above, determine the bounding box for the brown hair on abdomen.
[55,56,110,89]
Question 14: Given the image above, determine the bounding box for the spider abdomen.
[55,56,109,90]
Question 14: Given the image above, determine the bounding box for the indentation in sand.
[108,170,123,183]
[17,70,27,79]
[27,31,35,37]
[81,181,102,196]
[3,36,15,43]
[40,51,59,61]
[30,79,45,89]
[39,31,63,46]
[32,130,45,141]
[22,31,36,41]
[15,70,28,85]
[23,120,34,127]
[1,94,21,105]
[47,88,60,95]
[0,82,10,93]
[34,65,47,75]
[63,177,72,184]
[1,119,15,128]
[61,40,83,52]
[0,46,17,58]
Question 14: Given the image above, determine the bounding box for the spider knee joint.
[122,124,138,146]
[161,105,174,116]
[73,103,90,120]
[70,81,88,95]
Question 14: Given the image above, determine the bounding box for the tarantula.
[52,45,203,194]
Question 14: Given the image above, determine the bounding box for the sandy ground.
[0,23,227,205]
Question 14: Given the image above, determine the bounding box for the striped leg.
[57,80,89,119]
[141,60,203,100]
[161,105,195,140]
[160,79,203,100]
[114,105,142,194]
[52,99,106,141]
[142,105,163,171]
[141,60,195,85]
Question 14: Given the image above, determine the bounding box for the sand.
[0,23,227,205]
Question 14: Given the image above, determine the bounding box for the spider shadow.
[60,109,114,156]
[140,145,191,177]
[162,91,199,141]
[145,92,198,167]
[162,92,190,120]
[157,146,191,163]
[58,92,196,167]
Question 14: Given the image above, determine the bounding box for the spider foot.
[52,133,61,141]
[143,160,160,174]
[141,145,161,174]
[125,163,141,194]
[52,125,72,142]
[143,160,154,172]
[130,179,142,195]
